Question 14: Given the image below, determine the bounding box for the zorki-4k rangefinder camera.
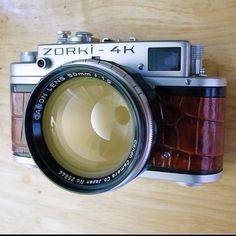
[10,31,226,194]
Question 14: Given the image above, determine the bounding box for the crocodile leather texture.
[149,95,225,174]
[11,93,30,156]
[11,93,225,174]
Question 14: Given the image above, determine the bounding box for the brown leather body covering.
[11,93,30,156]
[149,95,225,174]
[11,92,225,174]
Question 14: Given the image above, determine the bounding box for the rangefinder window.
[148,47,181,71]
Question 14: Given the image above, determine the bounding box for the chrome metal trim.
[11,76,227,88]
[13,155,37,168]
[10,62,47,77]
[13,153,222,186]
[140,170,222,186]
[11,84,36,92]
[36,41,190,77]
[20,51,37,63]
[144,76,227,87]
[11,76,42,85]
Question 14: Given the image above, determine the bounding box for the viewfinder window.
[148,47,181,71]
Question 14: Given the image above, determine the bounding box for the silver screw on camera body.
[138,63,144,70]
[161,151,171,159]
[185,78,192,85]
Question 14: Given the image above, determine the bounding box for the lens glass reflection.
[42,77,135,178]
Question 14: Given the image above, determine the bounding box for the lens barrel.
[25,60,155,194]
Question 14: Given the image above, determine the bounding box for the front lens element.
[42,76,135,178]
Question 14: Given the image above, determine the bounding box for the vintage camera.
[10,31,226,194]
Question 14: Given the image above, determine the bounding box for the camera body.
[10,31,226,193]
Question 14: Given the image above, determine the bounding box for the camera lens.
[25,60,155,193]
[42,77,134,178]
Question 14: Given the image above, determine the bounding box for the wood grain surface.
[0,0,236,234]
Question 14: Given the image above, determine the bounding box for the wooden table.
[0,0,235,233]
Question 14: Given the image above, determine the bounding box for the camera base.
[140,170,222,187]
[13,155,222,187]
